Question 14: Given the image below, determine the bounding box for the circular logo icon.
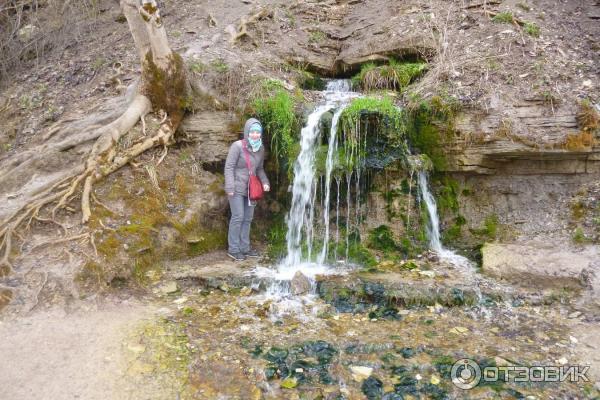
[451,358,481,389]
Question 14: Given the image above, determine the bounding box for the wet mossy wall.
[76,165,228,292]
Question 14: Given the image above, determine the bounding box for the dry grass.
[577,100,600,133]
[562,131,595,151]
[0,0,100,86]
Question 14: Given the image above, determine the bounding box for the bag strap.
[241,140,254,176]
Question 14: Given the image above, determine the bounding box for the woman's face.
[249,130,261,140]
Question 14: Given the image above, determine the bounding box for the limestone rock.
[179,112,239,163]
[290,271,311,295]
[350,365,373,382]
[159,281,179,295]
[481,243,600,295]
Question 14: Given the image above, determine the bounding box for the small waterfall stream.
[417,170,475,269]
[281,81,358,272]
[254,80,358,306]
[255,80,477,315]
[417,170,443,253]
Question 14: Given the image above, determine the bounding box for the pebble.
[350,365,373,381]
[568,311,582,319]
[569,336,578,344]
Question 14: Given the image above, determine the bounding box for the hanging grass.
[351,60,428,92]
[336,96,408,175]
[250,79,299,174]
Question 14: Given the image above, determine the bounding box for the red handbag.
[242,140,264,201]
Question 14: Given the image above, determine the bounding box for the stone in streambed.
[362,376,384,399]
[350,365,373,381]
[290,271,311,295]
[280,376,298,389]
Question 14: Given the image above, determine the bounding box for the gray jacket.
[224,118,270,196]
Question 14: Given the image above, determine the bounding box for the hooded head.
[243,118,263,152]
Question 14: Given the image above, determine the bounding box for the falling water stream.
[255,80,475,309]
[253,80,358,307]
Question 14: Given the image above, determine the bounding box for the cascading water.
[253,80,359,308]
[417,170,443,253]
[417,170,475,270]
[281,81,358,272]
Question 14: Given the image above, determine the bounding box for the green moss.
[266,214,288,260]
[471,214,499,240]
[524,22,540,37]
[347,242,377,267]
[87,172,228,290]
[339,96,407,171]
[209,58,229,73]
[143,52,188,125]
[492,11,514,23]
[309,30,326,43]
[352,60,428,92]
[295,69,326,90]
[404,95,459,171]
[368,225,397,251]
[483,214,499,238]
[572,228,586,244]
[75,261,106,290]
[435,177,460,215]
[188,61,206,74]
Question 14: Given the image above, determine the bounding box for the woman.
[224,118,270,261]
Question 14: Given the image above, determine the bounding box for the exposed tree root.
[228,8,272,45]
[29,233,90,253]
[0,0,190,272]
[29,271,48,312]
[91,193,119,216]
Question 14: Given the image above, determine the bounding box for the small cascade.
[317,105,347,265]
[417,170,474,269]
[256,80,359,314]
[417,170,443,253]
[284,104,333,267]
[282,81,359,271]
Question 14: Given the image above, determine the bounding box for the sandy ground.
[0,301,154,400]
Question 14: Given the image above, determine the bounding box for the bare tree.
[0,0,190,272]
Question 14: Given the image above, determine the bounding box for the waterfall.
[417,170,474,268]
[281,80,358,270]
[317,105,347,264]
[417,170,443,253]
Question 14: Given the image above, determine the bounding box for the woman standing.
[224,118,270,261]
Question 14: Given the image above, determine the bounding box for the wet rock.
[361,376,383,400]
[265,347,288,363]
[280,376,298,389]
[382,393,404,400]
[302,340,337,365]
[398,347,415,359]
[159,281,179,295]
[240,286,252,296]
[291,271,311,295]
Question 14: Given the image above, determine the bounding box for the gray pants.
[228,194,255,254]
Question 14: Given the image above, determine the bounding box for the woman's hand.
[263,184,270,192]
[228,192,234,196]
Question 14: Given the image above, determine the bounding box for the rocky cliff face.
[0,0,598,311]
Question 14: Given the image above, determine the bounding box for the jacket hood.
[243,118,262,141]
